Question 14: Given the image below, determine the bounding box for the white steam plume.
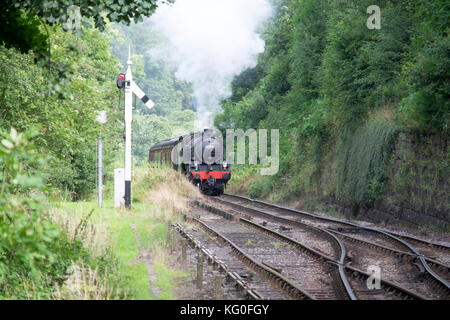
[150,0,272,130]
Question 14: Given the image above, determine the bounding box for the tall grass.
[50,206,108,258]
[52,263,123,300]
[48,205,123,300]
[134,165,202,221]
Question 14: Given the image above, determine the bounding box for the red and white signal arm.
[116,73,154,110]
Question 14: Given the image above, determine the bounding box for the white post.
[96,111,107,208]
[124,47,133,209]
[98,136,103,207]
[114,168,125,208]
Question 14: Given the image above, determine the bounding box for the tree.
[0,25,122,199]
[2,0,164,56]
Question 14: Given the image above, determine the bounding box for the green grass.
[56,166,196,299]
[56,199,185,300]
[59,200,153,299]
[137,218,169,250]
[111,211,151,300]
[154,264,189,300]
[43,166,199,300]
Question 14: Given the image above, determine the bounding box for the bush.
[0,128,62,297]
[247,176,276,199]
[0,127,118,299]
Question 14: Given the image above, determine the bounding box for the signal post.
[117,47,154,209]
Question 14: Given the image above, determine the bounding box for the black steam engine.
[149,129,231,196]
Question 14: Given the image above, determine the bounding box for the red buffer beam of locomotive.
[191,171,231,181]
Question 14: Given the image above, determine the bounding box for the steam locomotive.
[149,129,231,196]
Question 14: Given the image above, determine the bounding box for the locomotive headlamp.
[223,161,228,169]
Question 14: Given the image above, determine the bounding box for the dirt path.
[131,224,162,299]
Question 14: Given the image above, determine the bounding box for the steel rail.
[196,199,356,299]
[191,217,315,300]
[224,193,450,251]
[238,216,357,300]
[204,198,342,260]
[195,207,425,300]
[221,193,450,294]
[195,200,427,300]
[328,228,450,273]
[209,195,450,274]
[173,222,264,300]
[343,265,425,300]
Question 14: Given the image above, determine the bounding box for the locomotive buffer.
[117,47,155,209]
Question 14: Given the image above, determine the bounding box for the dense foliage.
[0,128,108,298]
[0,25,123,200]
[216,0,449,206]
[0,6,193,298]
[2,0,163,57]
[0,0,199,299]
[1,15,196,194]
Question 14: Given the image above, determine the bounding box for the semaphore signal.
[117,46,155,209]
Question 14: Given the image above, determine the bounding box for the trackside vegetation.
[0,129,194,298]
[216,0,449,220]
[0,1,196,299]
[0,127,118,299]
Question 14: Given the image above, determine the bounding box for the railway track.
[202,194,450,299]
[220,194,450,258]
[189,200,428,300]
[174,221,290,300]
[180,213,313,300]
